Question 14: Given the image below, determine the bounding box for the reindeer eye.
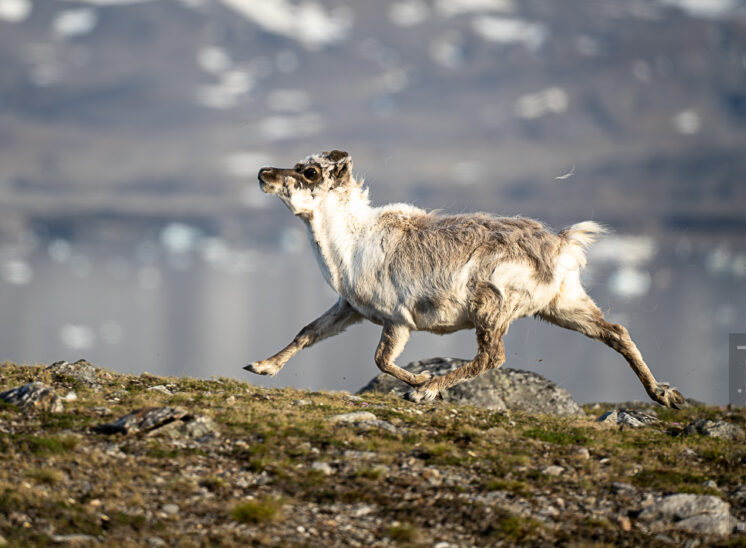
[304,167,320,180]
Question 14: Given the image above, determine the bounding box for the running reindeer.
[245,150,684,408]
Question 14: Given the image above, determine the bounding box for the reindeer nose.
[258,167,273,181]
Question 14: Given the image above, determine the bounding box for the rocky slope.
[0,360,745,547]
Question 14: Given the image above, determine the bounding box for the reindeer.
[245,150,685,408]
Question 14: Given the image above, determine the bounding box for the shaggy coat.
[246,150,684,408]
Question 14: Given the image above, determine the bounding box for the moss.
[25,467,65,485]
[523,426,590,445]
[631,469,707,492]
[386,522,422,544]
[4,433,79,455]
[231,497,283,524]
[492,514,540,541]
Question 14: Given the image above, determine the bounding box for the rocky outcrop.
[684,419,745,441]
[93,407,219,440]
[637,494,734,536]
[358,357,585,416]
[0,382,63,413]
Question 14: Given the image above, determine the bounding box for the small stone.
[599,458,611,465]
[571,447,590,460]
[682,448,697,458]
[617,515,632,531]
[148,385,172,395]
[611,482,636,494]
[63,391,78,402]
[147,538,167,547]
[161,504,179,516]
[293,399,311,406]
[50,534,97,544]
[541,465,564,476]
[0,382,63,413]
[702,480,718,489]
[597,409,618,424]
[311,461,334,476]
[328,411,377,424]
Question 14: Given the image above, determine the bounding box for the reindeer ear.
[328,150,348,163]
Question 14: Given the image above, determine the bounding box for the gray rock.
[93,406,189,435]
[0,382,63,413]
[358,358,585,416]
[328,411,377,424]
[146,537,166,547]
[638,494,733,536]
[154,415,220,440]
[46,359,108,386]
[596,408,658,428]
[684,419,745,441]
[355,419,398,434]
[93,407,220,440]
[541,465,564,476]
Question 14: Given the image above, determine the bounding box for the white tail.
[559,221,608,268]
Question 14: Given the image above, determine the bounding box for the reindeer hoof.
[404,385,439,403]
[651,382,686,409]
[244,360,280,376]
[412,370,432,386]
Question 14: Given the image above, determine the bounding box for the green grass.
[522,426,590,445]
[231,497,283,524]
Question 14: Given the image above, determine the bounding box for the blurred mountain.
[0,0,745,245]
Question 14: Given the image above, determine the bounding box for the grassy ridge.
[0,362,744,547]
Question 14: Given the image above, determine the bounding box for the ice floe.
[659,0,739,19]
[672,109,701,135]
[515,87,568,120]
[472,16,547,51]
[219,0,352,49]
[53,8,98,38]
[0,0,31,23]
[389,0,429,26]
[435,0,514,17]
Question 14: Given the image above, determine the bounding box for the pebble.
[541,465,564,477]
[617,515,632,531]
[161,504,179,516]
[328,411,377,424]
[311,461,334,476]
[147,537,167,547]
[50,534,97,544]
[571,447,590,460]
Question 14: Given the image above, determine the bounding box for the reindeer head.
[258,150,354,217]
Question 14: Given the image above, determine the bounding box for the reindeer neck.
[303,186,376,292]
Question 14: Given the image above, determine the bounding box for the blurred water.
[0,233,743,405]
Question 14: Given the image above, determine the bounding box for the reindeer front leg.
[244,299,362,376]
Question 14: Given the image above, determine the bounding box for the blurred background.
[1,0,745,404]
